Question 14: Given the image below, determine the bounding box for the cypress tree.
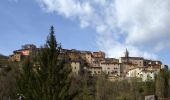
[17,58,40,100]
[37,26,72,100]
[18,26,73,100]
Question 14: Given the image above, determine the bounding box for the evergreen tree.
[17,58,40,100]
[37,26,72,100]
[18,26,73,100]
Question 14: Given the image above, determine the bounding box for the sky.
[0,0,170,66]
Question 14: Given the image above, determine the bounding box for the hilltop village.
[9,44,168,81]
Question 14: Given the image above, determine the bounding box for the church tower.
[125,48,129,58]
[125,48,129,63]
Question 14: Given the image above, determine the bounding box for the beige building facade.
[100,62,120,76]
[88,67,102,76]
[71,61,81,75]
[10,46,168,79]
[127,67,157,81]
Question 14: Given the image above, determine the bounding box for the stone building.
[9,45,168,79]
[100,62,121,76]
[120,62,136,77]
[71,61,81,75]
[127,67,157,81]
[104,58,119,63]
[119,49,143,76]
[144,60,162,66]
[80,51,92,63]
[119,49,144,68]
[65,49,80,61]
[144,60,166,72]
[10,52,22,62]
[92,51,105,58]
[92,57,105,67]
[120,57,144,67]
[10,44,37,62]
[88,67,102,76]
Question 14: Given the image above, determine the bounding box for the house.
[119,49,144,67]
[100,62,121,76]
[127,67,143,77]
[80,51,92,63]
[88,67,102,76]
[127,67,157,81]
[65,49,81,61]
[9,45,168,80]
[9,44,37,62]
[104,58,119,63]
[92,51,105,58]
[120,62,136,77]
[144,60,162,66]
[92,57,105,67]
[145,95,155,100]
[71,60,81,75]
[140,70,156,81]
[161,64,168,69]
[10,51,22,62]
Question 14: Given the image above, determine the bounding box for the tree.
[0,62,20,100]
[17,58,41,100]
[95,74,108,100]
[155,69,170,98]
[18,26,73,100]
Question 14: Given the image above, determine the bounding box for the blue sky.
[0,0,98,53]
[0,0,170,66]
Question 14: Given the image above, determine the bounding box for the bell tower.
[125,48,129,58]
[125,48,129,63]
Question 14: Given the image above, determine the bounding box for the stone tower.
[125,48,129,58]
[125,48,129,63]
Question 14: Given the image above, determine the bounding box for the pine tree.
[37,26,72,100]
[18,26,73,100]
[17,58,40,100]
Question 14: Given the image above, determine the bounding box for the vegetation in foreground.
[0,26,170,100]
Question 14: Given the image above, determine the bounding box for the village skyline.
[0,0,170,67]
[1,0,170,99]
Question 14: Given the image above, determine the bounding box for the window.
[89,71,92,74]
[94,71,96,74]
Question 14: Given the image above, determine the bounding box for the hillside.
[0,54,9,65]
[0,54,8,59]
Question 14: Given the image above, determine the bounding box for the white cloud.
[37,0,170,59]
[115,0,170,46]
